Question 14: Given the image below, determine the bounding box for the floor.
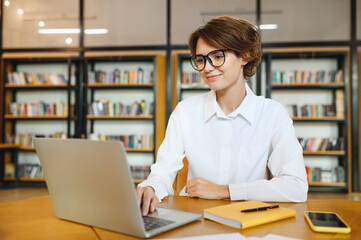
[0,187,360,204]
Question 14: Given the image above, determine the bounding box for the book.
[203,200,296,230]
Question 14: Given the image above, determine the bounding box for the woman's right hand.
[136,186,159,216]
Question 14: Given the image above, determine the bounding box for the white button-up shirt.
[139,84,308,202]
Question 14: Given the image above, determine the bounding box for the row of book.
[298,137,344,152]
[9,102,68,117]
[88,100,154,116]
[130,165,150,180]
[285,104,341,118]
[305,166,344,183]
[19,164,44,178]
[182,72,204,85]
[6,133,67,148]
[272,69,344,84]
[335,89,345,117]
[5,163,44,179]
[87,68,153,85]
[7,72,67,85]
[88,134,154,149]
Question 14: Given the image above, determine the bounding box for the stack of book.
[9,102,68,117]
[130,166,150,180]
[88,100,154,116]
[6,133,67,148]
[7,72,67,85]
[272,69,344,84]
[298,137,344,151]
[87,68,153,84]
[18,164,44,179]
[89,133,154,149]
[286,104,336,118]
[5,162,15,177]
[182,72,203,85]
[335,89,345,118]
[305,166,344,183]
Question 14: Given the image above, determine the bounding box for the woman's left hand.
[185,177,230,199]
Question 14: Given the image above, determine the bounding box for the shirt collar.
[204,83,257,124]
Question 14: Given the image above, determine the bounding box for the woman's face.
[196,37,247,92]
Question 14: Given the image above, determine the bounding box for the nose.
[203,57,215,72]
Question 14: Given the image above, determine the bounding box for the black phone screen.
[305,212,347,228]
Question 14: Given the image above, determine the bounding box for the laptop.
[33,138,202,238]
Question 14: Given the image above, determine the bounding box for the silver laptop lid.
[34,138,147,237]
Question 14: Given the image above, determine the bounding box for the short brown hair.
[188,16,262,79]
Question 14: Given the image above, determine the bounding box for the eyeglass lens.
[191,50,226,71]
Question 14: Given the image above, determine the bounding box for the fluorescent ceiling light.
[84,29,108,34]
[259,24,278,30]
[38,28,80,34]
[38,28,108,34]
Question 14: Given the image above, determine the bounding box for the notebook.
[204,201,296,229]
[34,138,201,238]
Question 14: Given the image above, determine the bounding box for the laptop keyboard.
[143,215,175,232]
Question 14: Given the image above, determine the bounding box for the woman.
[137,16,308,216]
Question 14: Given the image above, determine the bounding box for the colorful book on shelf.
[203,201,296,230]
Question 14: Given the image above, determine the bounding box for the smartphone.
[304,211,351,234]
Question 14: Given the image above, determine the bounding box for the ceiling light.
[65,38,73,45]
[17,9,24,15]
[38,28,108,35]
[38,21,45,27]
[4,0,10,6]
[84,29,108,34]
[38,28,81,34]
[259,24,278,30]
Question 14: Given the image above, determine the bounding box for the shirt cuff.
[229,183,246,201]
[138,180,170,201]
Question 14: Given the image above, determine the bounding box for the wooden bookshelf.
[2,145,153,153]
[84,54,166,184]
[126,148,153,152]
[265,50,350,192]
[1,56,78,187]
[4,114,69,119]
[308,182,346,187]
[3,177,16,181]
[0,176,45,182]
[303,150,345,156]
[5,83,68,88]
[292,116,345,121]
[0,143,18,149]
[271,83,344,87]
[87,83,153,88]
[0,54,166,188]
[133,179,144,184]
[18,177,45,182]
[86,115,153,120]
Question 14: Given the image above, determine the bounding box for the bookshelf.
[0,56,79,186]
[84,54,166,183]
[172,52,209,109]
[264,50,351,192]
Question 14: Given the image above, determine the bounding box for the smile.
[206,74,221,81]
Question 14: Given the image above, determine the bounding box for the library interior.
[0,0,361,239]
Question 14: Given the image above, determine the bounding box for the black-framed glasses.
[190,49,230,71]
